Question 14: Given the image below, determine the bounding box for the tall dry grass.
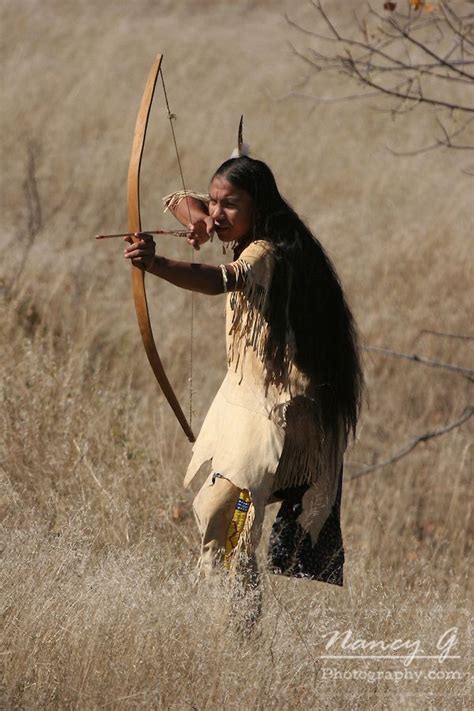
[1,1,472,708]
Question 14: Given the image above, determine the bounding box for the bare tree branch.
[348,405,474,479]
[416,329,474,342]
[440,0,474,48]
[349,58,474,113]
[287,0,474,150]
[387,117,474,154]
[282,89,382,104]
[396,23,474,80]
[363,344,474,377]
[305,47,474,84]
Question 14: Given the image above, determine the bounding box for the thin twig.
[265,572,320,667]
[440,0,474,49]
[350,60,474,113]
[348,406,474,479]
[417,329,474,342]
[282,89,381,104]
[307,54,474,80]
[364,344,474,377]
[387,117,474,155]
[396,25,474,80]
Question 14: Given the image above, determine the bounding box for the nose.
[210,201,224,222]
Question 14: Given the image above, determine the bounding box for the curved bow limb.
[127,53,195,443]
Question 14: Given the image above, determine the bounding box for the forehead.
[209,175,249,200]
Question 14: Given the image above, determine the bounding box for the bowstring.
[160,67,194,431]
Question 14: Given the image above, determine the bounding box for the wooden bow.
[127,53,195,442]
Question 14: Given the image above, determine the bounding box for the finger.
[124,243,142,254]
[125,248,143,259]
[136,243,155,253]
[125,235,142,245]
[206,223,215,238]
[135,232,154,243]
[188,239,201,251]
[206,217,215,237]
[144,238,156,250]
[125,240,154,255]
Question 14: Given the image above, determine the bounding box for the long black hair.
[212,156,363,444]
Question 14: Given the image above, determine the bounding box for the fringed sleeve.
[226,240,274,371]
[228,239,274,291]
[162,190,210,213]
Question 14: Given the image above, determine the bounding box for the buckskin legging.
[193,472,247,577]
[193,467,345,587]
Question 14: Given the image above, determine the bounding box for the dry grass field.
[1,1,472,709]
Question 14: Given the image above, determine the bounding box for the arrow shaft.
[96,229,189,240]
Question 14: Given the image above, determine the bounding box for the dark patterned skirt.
[267,467,344,586]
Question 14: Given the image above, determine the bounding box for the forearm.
[147,256,227,295]
[168,196,209,227]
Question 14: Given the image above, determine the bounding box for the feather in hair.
[230,115,250,158]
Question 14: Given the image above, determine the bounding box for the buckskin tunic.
[185,238,346,585]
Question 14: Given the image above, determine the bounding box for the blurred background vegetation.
[1,1,472,708]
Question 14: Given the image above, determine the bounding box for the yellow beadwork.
[224,489,251,569]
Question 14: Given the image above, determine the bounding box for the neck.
[233,234,254,259]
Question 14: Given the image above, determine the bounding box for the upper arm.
[163,190,210,214]
[223,240,274,294]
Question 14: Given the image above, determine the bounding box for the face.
[208,175,254,244]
